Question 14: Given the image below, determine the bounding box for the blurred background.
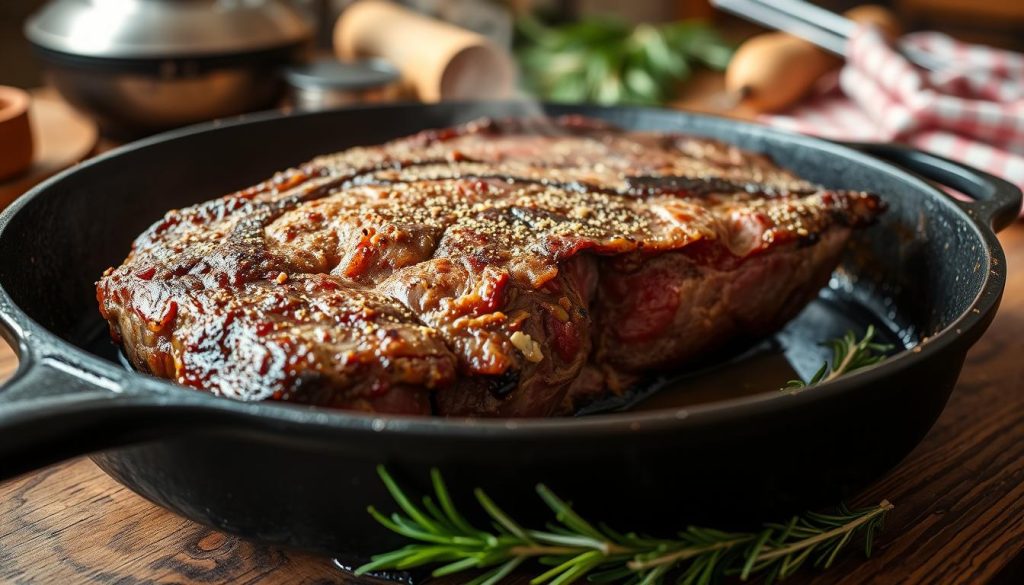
[0,0,1021,198]
[3,0,1022,88]
[4,0,1019,89]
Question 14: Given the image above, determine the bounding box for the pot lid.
[25,0,312,59]
[284,58,401,90]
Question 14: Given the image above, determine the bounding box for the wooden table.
[2,121,1024,585]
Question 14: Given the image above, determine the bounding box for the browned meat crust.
[97,117,885,417]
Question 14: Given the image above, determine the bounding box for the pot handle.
[0,306,229,481]
[839,142,1022,233]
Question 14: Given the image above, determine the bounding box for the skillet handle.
[838,142,1022,233]
[0,311,225,481]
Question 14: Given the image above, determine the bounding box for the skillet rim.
[0,101,1007,438]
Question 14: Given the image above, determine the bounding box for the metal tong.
[711,0,943,71]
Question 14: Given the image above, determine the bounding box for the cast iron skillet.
[0,103,1019,562]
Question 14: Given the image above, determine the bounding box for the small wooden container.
[0,87,34,182]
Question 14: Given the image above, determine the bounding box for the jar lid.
[285,59,401,90]
[25,0,311,59]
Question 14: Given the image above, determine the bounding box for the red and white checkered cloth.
[763,26,1024,215]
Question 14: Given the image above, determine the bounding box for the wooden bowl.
[0,87,33,182]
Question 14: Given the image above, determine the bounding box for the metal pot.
[25,0,312,138]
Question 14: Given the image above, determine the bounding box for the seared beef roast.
[97,117,884,417]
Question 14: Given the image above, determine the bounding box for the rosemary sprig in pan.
[357,467,892,585]
[784,325,894,390]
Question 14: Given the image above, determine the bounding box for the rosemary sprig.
[357,467,893,584]
[784,326,893,390]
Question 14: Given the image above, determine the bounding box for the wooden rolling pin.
[727,5,901,113]
[335,0,516,102]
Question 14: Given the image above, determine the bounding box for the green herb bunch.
[516,16,734,105]
[357,467,892,585]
